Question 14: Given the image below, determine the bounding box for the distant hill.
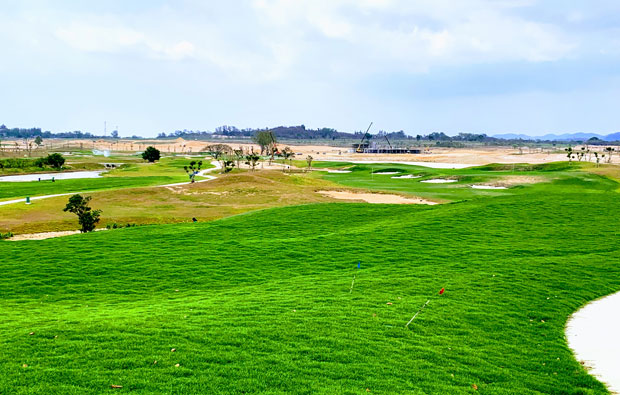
[493,132,619,142]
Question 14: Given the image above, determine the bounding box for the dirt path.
[566,292,620,394]
[0,160,221,207]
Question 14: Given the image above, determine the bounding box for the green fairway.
[0,157,213,201]
[1,170,619,393]
[315,161,618,201]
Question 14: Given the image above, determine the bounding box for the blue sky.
[1,0,619,137]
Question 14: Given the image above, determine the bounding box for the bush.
[0,232,14,240]
[45,153,65,169]
[0,158,33,170]
[142,146,161,162]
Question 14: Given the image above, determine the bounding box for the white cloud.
[54,20,196,61]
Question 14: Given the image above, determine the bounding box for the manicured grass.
[0,157,213,201]
[314,161,618,201]
[1,181,619,393]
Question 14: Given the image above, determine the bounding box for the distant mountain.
[605,132,620,141]
[493,133,534,140]
[492,132,619,142]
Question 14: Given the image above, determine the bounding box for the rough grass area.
[0,170,336,234]
[1,190,619,393]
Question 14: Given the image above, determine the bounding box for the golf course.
[1,148,619,394]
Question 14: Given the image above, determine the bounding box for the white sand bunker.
[318,190,437,205]
[391,174,422,179]
[8,229,108,241]
[471,185,508,190]
[421,179,458,184]
[373,171,400,175]
[566,291,620,393]
[327,169,352,173]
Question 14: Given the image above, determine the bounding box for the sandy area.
[471,185,508,190]
[9,138,619,166]
[318,190,437,205]
[8,228,108,241]
[494,176,547,186]
[421,179,458,184]
[566,291,620,394]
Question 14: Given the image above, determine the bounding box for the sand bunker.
[471,185,508,190]
[391,174,422,179]
[495,176,546,186]
[318,190,437,205]
[373,171,400,175]
[8,229,108,241]
[566,291,620,393]
[421,179,458,184]
[327,170,352,173]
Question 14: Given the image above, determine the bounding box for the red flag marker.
[439,288,445,295]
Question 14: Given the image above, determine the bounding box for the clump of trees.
[142,146,161,162]
[39,153,65,169]
[203,144,232,160]
[63,195,102,233]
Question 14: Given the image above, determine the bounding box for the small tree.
[281,146,294,172]
[306,155,313,171]
[234,148,244,169]
[565,147,573,164]
[63,195,102,233]
[34,136,43,148]
[221,154,235,173]
[594,152,600,167]
[184,160,203,183]
[605,147,615,163]
[245,153,260,171]
[253,131,274,155]
[142,146,161,162]
[46,153,65,169]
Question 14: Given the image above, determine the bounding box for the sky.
[1,0,619,137]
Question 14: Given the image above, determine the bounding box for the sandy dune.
[318,190,437,205]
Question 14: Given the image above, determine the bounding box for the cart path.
[0,160,222,207]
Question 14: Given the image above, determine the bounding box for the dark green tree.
[142,146,161,162]
[46,153,65,169]
[63,195,102,233]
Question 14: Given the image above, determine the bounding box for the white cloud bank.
[37,0,578,81]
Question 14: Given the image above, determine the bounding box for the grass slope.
[1,187,619,393]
